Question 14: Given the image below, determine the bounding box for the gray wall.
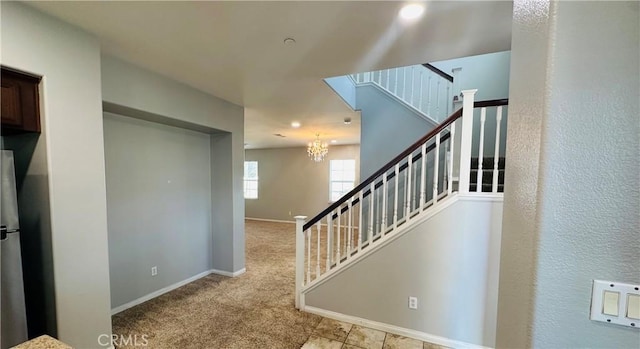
[431,51,511,102]
[305,197,504,347]
[2,3,113,346]
[497,1,640,348]
[101,55,246,274]
[358,85,438,179]
[1,133,56,338]
[103,113,213,308]
[245,145,360,222]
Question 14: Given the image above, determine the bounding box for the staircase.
[347,63,454,123]
[295,90,508,310]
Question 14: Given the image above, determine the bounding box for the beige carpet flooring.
[112,220,322,349]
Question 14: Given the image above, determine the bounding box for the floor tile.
[345,325,385,349]
[383,333,423,349]
[342,344,364,349]
[313,318,353,342]
[302,335,344,349]
[423,341,451,349]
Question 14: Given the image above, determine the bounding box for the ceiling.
[27,1,513,149]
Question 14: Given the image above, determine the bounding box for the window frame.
[244,161,259,199]
[329,159,356,202]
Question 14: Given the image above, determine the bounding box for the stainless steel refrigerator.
[1,150,28,348]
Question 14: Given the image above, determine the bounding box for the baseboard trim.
[111,268,245,315]
[303,306,492,349]
[245,217,296,224]
[211,267,246,277]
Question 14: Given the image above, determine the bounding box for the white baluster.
[294,215,307,309]
[386,69,390,90]
[476,107,486,192]
[326,214,332,271]
[316,222,321,278]
[410,66,415,106]
[358,191,363,252]
[411,160,416,211]
[368,183,374,244]
[436,80,441,119]
[393,164,399,228]
[376,184,382,234]
[420,143,427,208]
[448,122,456,195]
[378,70,382,85]
[419,71,424,113]
[403,166,409,219]
[306,228,311,284]
[405,154,413,216]
[427,77,432,116]
[402,67,407,100]
[458,89,477,194]
[347,199,352,257]
[493,106,503,193]
[382,173,388,232]
[433,133,440,204]
[394,68,399,95]
[446,85,451,120]
[336,208,341,265]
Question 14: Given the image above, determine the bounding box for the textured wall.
[495,0,551,347]
[245,145,360,221]
[497,1,640,347]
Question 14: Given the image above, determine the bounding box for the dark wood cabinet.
[1,67,41,134]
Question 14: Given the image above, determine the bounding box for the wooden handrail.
[303,98,509,230]
[422,63,453,83]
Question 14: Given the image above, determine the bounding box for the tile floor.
[301,318,451,349]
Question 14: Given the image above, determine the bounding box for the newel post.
[294,215,307,310]
[458,89,477,194]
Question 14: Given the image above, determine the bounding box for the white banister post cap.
[294,216,307,220]
[461,89,478,96]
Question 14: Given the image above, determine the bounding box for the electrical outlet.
[408,296,418,310]
[151,266,158,276]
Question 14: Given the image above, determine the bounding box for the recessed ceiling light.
[331,140,337,144]
[399,3,425,20]
[344,117,352,125]
[291,121,301,128]
[284,37,296,45]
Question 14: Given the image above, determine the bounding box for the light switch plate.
[590,280,640,328]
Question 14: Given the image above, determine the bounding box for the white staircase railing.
[352,64,453,123]
[295,90,509,309]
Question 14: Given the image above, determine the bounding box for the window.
[330,159,356,202]
[244,161,258,199]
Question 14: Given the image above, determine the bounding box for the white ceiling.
[27,1,513,149]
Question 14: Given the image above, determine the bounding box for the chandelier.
[307,133,329,162]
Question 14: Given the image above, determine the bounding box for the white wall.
[245,145,360,222]
[101,55,246,274]
[305,195,504,348]
[1,2,112,346]
[497,1,640,348]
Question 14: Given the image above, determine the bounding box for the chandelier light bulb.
[307,133,329,162]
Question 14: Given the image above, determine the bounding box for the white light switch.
[627,294,640,320]
[602,291,619,316]
[591,280,640,328]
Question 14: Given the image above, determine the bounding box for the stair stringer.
[300,193,504,349]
